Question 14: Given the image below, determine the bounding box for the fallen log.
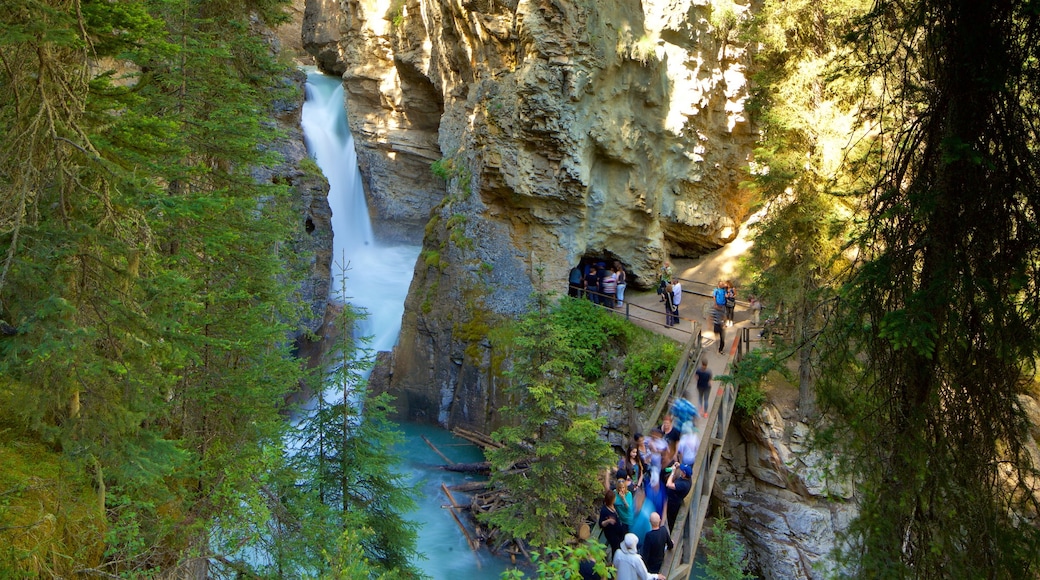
[439,461,491,474]
[421,434,454,465]
[440,483,461,509]
[441,483,480,555]
[449,481,490,493]
[452,427,502,449]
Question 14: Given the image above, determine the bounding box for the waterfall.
[300,69,509,579]
[301,70,419,353]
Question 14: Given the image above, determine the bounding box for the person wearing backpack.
[712,281,727,311]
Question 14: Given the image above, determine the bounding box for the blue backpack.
[671,398,698,431]
[713,288,726,307]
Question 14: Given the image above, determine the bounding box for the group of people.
[711,280,738,327]
[569,261,628,309]
[596,397,709,579]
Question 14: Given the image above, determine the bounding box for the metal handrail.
[573,290,697,336]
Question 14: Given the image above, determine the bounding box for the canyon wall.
[717,402,857,579]
[303,0,756,433]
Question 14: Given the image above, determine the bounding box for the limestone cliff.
[717,403,857,580]
[304,0,756,433]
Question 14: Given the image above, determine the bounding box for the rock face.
[303,0,756,433]
[256,67,334,338]
[717,403,857,579]
[296,1,867,575]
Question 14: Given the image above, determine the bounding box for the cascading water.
[300,69,510,579]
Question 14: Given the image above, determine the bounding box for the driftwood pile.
[426,427,533,563]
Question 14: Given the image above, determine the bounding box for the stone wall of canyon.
[303,0,757,434]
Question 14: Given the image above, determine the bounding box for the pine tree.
[742,0,870,418]
[817,0,1040,576]
[703,517,753,580]
[276,294,421,577]
[484,289,614,548]
[0,0,313,573]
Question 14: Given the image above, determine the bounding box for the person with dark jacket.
[665,462,693,530]
[600,489,627,555]
[641,512,673,574]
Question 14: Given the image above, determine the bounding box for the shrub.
[623,333,681,408]
[703,516,754,580]
[553,297,629,381]
[720,349,783,417]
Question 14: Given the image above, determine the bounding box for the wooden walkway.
[648,327,751,579]
[619,279,757,580]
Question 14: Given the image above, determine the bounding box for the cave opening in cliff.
[575,254,641,288]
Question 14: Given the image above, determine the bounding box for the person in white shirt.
[613,533,662,580]
[667,279,682,326]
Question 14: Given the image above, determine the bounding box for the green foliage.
[277,298,422,577]
[720,349,784,417]
[703,517,753,580]
[484,291,614,547]
[482,292,681,554]
[733,382,766,418]
[615,29,659,65]
[386,0,406,27]
[501,540,615,580]
[803,0,1040,576]
[319,525,400,579]
[741,0,868,420]
[622,333,681,408]
[447,213,474,250]
[553,296,630,381]
[0,433,106,575]
[421,249,441,269]
[431,157,461,180]
[0,0,335,573]
[709,0,740,34]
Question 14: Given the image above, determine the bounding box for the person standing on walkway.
[641,512,673,575]
[665,462,693,531]
[587,264,600,305]
[614,533,662,580]
[712,306,726,354]
[601,268,618,308]
[712,280,727,312]
[663,280,675,326]
[724,281,737,327]
[614,262,627,308]
[670,279,683,327]
[749,294,762,326]
[600,489,627,555]
[694,359,712,417]
[569,265,583,298]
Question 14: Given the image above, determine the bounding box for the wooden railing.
[641,328,702,435]
[658,370,738,579]
[641,327,752,579]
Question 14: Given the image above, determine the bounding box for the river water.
[301,69,511,579]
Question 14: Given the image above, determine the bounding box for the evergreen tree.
[742,0,869,418]
[0,0,315,574]
[276,295,421,577]
[703,517,753,580]
[818,0,1040,576]
[484,289,614,547]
